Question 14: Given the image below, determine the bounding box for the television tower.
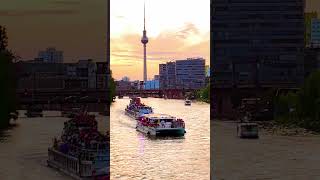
[141,1,148,82]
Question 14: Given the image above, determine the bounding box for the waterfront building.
[154,75,159,80]
[144,80,160,90]
[166,62,176,89]
[16,60,108,91]
[212,0,305,87]
[38,47,64,63]
[311,18,320,47]
[116,80,132,91]
[96,62,108,90]
[159,64,167,89]
[175,58,206,89]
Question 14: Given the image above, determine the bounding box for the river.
[0,110,108,180]
[110,97,210,180]
[212,121,320,180]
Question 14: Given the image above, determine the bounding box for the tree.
[0,25,17,129]
[0,26,8,51]
[108,70,116,104]
[275,71,320,131]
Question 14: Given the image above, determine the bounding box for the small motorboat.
[185,99,191,106]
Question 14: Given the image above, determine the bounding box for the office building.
[212,0,305,87]
[175,58,206,89]
[38,47,63,63]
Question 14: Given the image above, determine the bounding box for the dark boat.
[47,111,110,179]
[25,105,43,117]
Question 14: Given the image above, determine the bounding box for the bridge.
[16,88,109,112]
[116,89,198,99]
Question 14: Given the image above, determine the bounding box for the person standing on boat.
[160,120,165,128]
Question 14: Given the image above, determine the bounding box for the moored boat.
[47,111,110,179]
[136,113,186,136]
[125,97,153,120]
[25,105,43,117]
[237,122,259,139]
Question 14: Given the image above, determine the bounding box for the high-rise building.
[212,0,305,87]
[38,47,63,63]
[176,58,206,89]
[159,64,167,89]
[166,62,176,89]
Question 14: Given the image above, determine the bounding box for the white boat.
[185,99,191,106]
[136,113,186,136]
[125,97,153,120]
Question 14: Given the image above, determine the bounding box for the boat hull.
[136,126,185,136]
[125,109,139,119]
[47,148,109,179]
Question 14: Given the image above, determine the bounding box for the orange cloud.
[111,23,209,80]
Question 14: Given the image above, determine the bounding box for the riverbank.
[258,121,320,136]
[212,120,320,180]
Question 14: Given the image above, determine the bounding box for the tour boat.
[47,111,110,179]
[185,99,191,106]
[136,113,186,136]
[237,122,259,139]
[125,97,153,120]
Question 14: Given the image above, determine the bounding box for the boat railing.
[48,147,80,175]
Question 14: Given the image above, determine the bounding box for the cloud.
[0,9,78,17]
[110,23,209,80]
[175,23,200,39]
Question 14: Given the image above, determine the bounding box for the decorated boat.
[47,110,110,179]
[136,113,186,136]
[125,97,153,120]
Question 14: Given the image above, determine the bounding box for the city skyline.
[0,0,107,62]
[111,0,210,80]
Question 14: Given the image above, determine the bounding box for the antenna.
[144,1,146,31]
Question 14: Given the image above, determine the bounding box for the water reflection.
[111,97,210,180]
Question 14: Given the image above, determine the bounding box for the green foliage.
[108,70,116,104]
[197,83,210,103]
[275,71,320,132]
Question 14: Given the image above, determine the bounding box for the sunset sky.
[0,0,106,62]
[111,0,210,81]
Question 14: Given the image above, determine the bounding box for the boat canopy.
[143,113,176,120]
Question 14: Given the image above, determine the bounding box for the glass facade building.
[212,0,305,87]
